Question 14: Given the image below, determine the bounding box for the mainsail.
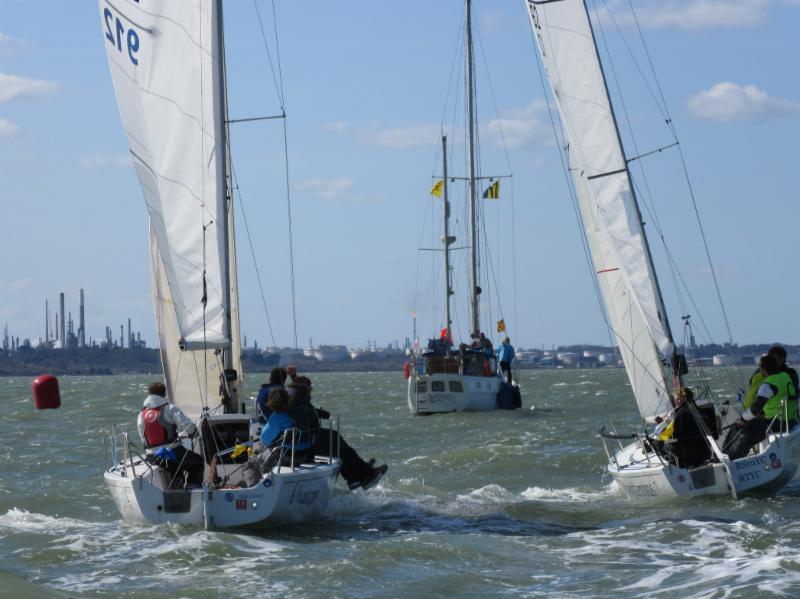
[525,0,673,420]
[100,0,242,416]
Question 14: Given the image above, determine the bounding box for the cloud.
[9,278,34,291]
[0,117,18,139]
[599,0,768,30]
[79,153,133,170]
[321,120,348,135]
[485,100,548,148]
[360,124,441,149]
[296,177,354,201]
[0,72,58,103]
[687,82,800,122]
[0,33,25,55]
[481,10,504,34]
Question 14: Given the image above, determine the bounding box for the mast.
[442,135,453,337]
[580,1,679,377]
[215,0,237,406]
[465,0,480,338]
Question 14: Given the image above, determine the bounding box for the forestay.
[525,0,673,420]
[99,0,230,348]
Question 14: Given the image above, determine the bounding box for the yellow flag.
[430,179,444,198]
[483,180,500,200]
[497,319,506,333]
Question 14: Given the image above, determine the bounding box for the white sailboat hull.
[105,458,341,529]
[407,372,503,414]
[609,427,800,499]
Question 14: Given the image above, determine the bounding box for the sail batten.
[527,0,673,420]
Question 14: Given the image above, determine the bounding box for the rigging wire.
[526,16,672,417]
[230,163,276,346]
[526,23,614,350]
[474,21,519,337]
[253,0,299,349]
[599,0,745,389]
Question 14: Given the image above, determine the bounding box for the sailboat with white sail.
[406,0,522,415]
[99,0,341,527]
[526,0,799,498]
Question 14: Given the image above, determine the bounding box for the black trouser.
[162,446,206,487]
[724,419,769,460]
[500,361,512,384]
[314,428,371,485]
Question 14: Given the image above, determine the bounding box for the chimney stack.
[59,292,66,350]
[79,289,85,348]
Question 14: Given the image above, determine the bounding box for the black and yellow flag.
[483,180,500,199]
[497,319,506,333]
[430,179,444,198]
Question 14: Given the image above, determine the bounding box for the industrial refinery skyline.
[1,288,147,352]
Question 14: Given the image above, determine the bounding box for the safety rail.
[599,423,666,470]
[209,414,342,488]
[106,414,342,490]
[105,424,154,479]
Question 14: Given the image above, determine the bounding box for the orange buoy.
[403,362,411,379]
[33,374,61,409]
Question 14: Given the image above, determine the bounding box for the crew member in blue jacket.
[496,337,515,384]
[259,388,311,455]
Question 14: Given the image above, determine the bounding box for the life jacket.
[141,405,177,448]
[763,372,797,420]
[743,370,765,409]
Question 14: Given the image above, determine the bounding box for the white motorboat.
[526,0,799,498]
[99,0,341,526]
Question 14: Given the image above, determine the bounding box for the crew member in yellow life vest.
[725,355,798,460]
[742,345,798,409]
[137,381,205,487]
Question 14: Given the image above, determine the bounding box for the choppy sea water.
[1,368,799,598]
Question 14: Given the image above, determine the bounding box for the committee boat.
[99,0,340,527]
[526,0,799,498]
[406,0,522,415]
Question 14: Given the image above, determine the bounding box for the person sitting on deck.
[285,373,388,491]
[478,332,493,352]
[255,367,288,424]
[657,387,716,469]
[725,355,798,460]
[137,381,205,487]
[741,346,798,412]
[259,388,311,460]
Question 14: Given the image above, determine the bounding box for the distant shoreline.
[2,342,791,377]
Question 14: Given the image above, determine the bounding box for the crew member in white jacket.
[137,382,204,486]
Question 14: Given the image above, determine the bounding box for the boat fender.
[403,362,411,379]
[32,374,60,409]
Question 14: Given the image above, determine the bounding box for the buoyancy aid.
[743,370,765,409]
[763,372,797,420]
[141,405,177,448]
